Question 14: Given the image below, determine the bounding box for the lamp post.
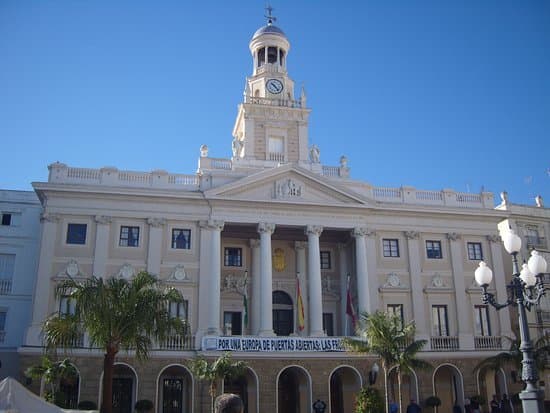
[474,230,547,413]
[368,362,379,386]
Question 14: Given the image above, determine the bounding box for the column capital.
[94,215,112,225]
[404,230,419,240]
[147,217,166,228]
[446,232,462,241]
[486,234,501,244]
[352,227,376,238]
[249,239,261,248]
[40,212,60,223]
[258,222,276,235]
[305,225,323,237]
[295,241,308,250]
[200,219,225,231]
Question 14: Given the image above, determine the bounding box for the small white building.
[0,190,41,379]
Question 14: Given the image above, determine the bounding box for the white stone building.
[18,14,549,413]
[0,190,41,379]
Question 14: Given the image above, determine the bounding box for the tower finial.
[265,4,277,25]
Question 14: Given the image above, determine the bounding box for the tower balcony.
[245,95,303,108]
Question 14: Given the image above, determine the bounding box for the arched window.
[273,291,293,336]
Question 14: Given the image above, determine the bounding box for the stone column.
[25,213,60,346]
[338,243,350,336]
[146,217,165,275]
[447,232,474,350]
[197,220,224,338]
[404,231,429,342]
[93,215,111,278]
[488,235,513,338]
[258,222,276,336]
[250,239,261,335]
[306,225,324,336]
[352,227,370,315]
[295,241,308,335]
[364,229,379,312]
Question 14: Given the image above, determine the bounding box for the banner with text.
[202,336,346,352]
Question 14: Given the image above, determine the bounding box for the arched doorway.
[477,367,507,411]
[105,363,137,413]
[224,367,259,413]
[388,366,419,409]
[329,366,362,413]
[433,364,464,413]
[58,365,80,409]
[273,290,293,336]
[277,366,311,413]
[157,365,193,413]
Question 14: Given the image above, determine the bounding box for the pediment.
[205,165,368,206]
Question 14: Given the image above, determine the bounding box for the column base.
[206,327,220,336]
[519,388,545,413]
[258,329,275,337]
[310,330,326,337]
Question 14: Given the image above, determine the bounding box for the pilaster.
[146,217,166,275]
[258,222,276,336]
[93,215,111,278]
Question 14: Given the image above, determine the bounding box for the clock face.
[266,78,283,94]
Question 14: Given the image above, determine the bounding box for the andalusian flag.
[243,271,248,328]
[297,273,305,331]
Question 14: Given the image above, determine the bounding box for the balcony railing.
[0,279,12,295]
[474,335,502,350]
[430,336,459,351]
[158,334,195,351]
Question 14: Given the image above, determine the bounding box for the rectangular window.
[426,240,442,259]
[387,304,404,328]
[224,248,242,267]
[119,226,140,247]
[467,242,483,260]
[171,229,191,249]
[0,311,6,331]
[223,311,242,336]
[323,313,334,336]
[383,239,400,257]
[474,305,491,336]
[59,296,76,315]
[432,305,449,336]
[0,254,15,280]
[66,223,87,245]
[1,214,11,226]
[169,300,188,321]
[320,251,331,270]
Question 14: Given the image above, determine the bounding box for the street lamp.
[474,230,548,413]
[369,362,379,386]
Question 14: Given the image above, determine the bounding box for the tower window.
[258,47,265,67]
[279,49,285,66]
[268,47,278,64]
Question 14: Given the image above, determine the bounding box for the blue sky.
[1,1,548,206]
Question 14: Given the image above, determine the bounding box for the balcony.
[474,335,502,350]
[158,334,195,351]
[0,279,12,295]
[430,336,459,351]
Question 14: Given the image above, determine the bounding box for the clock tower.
[232,7,312,170]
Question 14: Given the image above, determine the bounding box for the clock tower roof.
[252,24,286,41]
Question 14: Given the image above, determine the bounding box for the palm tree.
[25,356,78,406]
[189,353,247,413]
[42,271,186,413]
[344,310,430,413]
[476,330,550,379]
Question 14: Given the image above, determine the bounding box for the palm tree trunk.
[397,368,403,413]
[101,349,116,413]
[383,366,389,413]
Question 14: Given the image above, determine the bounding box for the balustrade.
[430,336,459,351]
[0,279,12,295]
[158,334,195,351]
[474,335,502,350]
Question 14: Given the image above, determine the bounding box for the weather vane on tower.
[265,4,277,25]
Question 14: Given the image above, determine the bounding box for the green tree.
[475,331,550,376]
[25,356,78,406]
[42,271,186,413]
[344,311,430,413]
[189,353,247,413]
[355,386,384,413]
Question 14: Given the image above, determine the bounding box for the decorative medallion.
[66,260,80,277]
[171,264,188,281]
[118,263,135,279]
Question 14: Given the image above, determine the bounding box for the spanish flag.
[297,273,305,331]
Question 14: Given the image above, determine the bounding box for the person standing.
[406,399,421,413]
[500,394,512,413]
[390,400,399,413]
[490,394,501,413]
